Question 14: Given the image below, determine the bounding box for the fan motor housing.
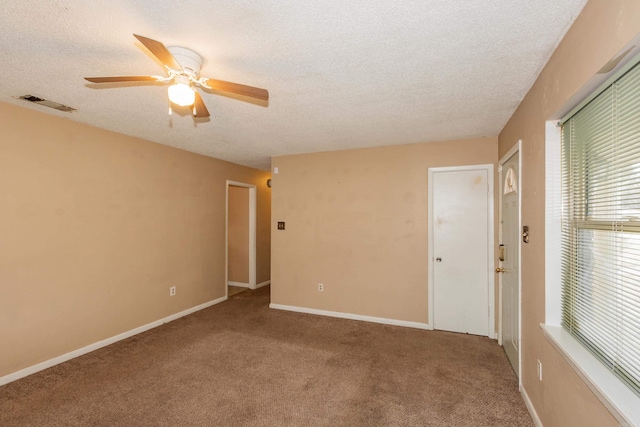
[167,46,203,77]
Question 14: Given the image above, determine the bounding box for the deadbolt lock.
[496,267,506,273]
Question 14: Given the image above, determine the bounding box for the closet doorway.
[226,181,257,297]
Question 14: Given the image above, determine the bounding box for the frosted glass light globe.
[168,83,195,107]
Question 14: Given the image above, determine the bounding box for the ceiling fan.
[85,34,269,118]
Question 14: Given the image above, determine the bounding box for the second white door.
[500,150,520,375]
[430,166,493,337]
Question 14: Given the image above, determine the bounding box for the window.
[561,60,640,397]
[503,166,518,195]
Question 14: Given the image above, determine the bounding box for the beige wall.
[498,0,640,425]
[271,137,497,324]
[0,102,271,378]
[228,186,250,283]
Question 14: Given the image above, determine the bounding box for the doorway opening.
[226,181,257,298]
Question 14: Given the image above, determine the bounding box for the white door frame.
[497,140,522,384]
[225,180,257,297]
[427,164,495,338]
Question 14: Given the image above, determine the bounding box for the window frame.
[543,48,640,424]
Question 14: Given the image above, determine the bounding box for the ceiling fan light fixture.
[85,35,268,119]
[168,82,195,106]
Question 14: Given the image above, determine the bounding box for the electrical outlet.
[318,283,324,292]
[537,359,542,381]
[170,286,176,297]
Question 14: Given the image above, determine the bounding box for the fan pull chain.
[168,104,173,116]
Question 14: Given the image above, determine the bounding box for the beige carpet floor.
[228,285,248,296]
[0,286,533,426]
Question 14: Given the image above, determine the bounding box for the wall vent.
[17,95,76,112]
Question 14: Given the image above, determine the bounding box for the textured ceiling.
[0,1,588,170]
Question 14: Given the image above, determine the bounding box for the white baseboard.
[228,280,269,290]
[0,295,227,387]
[269,303,430,330]
[521,386,543,427]
[228,281,251,288]
[256,280,270,289]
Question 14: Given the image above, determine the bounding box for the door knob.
[436,257,442,262]
[496,267,506,273]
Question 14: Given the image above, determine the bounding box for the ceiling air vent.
[18,94,76,112]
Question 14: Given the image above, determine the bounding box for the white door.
[430,166,493,337]
[500,151,520,375]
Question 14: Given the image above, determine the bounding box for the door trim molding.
[498,140,522,386]
[226,181,257,298]
[427,164,495,338]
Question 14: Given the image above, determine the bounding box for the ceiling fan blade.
[193,91,210,118]
[205,78,269,101]
[85,76,161,83]
[133,34,182,71]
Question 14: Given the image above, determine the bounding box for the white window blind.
[561,60,640,397]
